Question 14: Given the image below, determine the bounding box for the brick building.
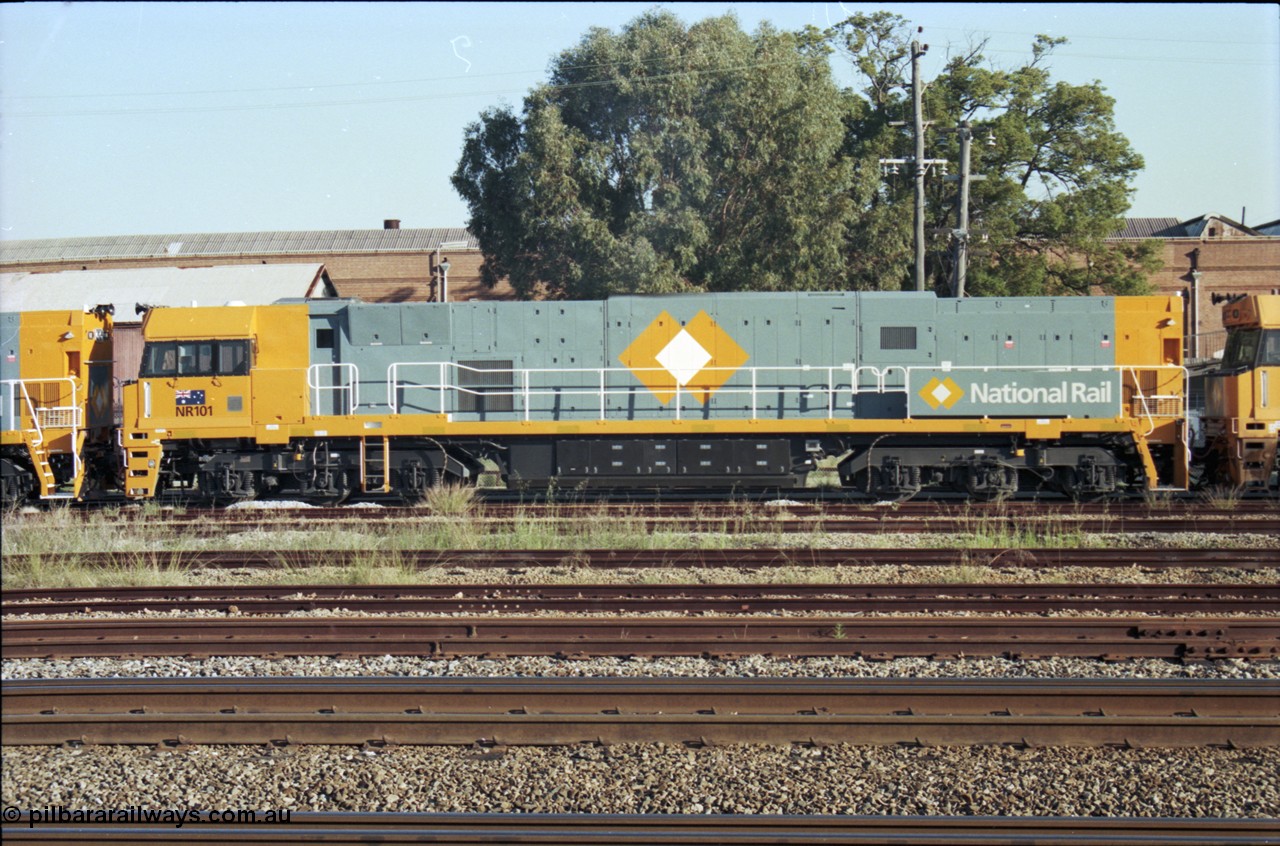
[0,223,514,304]
[3,215,1275,363]
[1108,214,1280,360]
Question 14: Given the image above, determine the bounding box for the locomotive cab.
[1202,295,1280,490]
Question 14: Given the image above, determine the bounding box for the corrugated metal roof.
[1255,219,1280,237]
[1108,218,1184,239]
[0,228,479,264]
[0,263,332,321]
[1108,215,1278,239]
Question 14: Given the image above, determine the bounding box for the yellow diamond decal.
[919,376,964,410]
[619,310,749,405]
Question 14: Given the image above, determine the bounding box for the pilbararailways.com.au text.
[5,806,292,828]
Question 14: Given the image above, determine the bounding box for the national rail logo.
[919,376,965,410]
[619,310,749,405]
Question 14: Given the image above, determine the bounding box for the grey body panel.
[305,293,1120,423]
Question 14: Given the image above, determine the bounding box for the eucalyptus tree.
[829,12,1160,295]
[453,11,857,298]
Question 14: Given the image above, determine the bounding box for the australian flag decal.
[175,389,206,406]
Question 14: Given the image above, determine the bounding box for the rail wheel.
[300,468,353,506]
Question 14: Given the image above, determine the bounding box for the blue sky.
[1,2,1276,241]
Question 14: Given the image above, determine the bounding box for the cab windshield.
[1220,329,1280,370]
[1221,329,1260,370]
[140,340,252,377]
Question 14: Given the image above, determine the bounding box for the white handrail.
[367,361,1192,424]
[307,363,359,415]
[1,378,79,440]
[1,377,82,491]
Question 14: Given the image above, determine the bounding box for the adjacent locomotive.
[1202,294,1280,488]
[1,306,116,503]
[116,291,1197,503]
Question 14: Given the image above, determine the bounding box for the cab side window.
[1260,330,1280,367]
[140,342,177,377]
[217,340,251,375]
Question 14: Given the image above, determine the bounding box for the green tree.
[829,14,1160,295]
[452,11,857,299]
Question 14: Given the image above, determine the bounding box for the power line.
[2,30,1273,119]
[926,24,1276,48]
[4,22,1273,105]
[1,57,814,118]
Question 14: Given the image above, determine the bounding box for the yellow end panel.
[252,369,307,425]
[1112,297,1186,446]
[17,309,112,450]
[19,310,97,381]
[1113,296,1182,367]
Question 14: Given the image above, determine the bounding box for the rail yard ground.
[2,497,1278,837]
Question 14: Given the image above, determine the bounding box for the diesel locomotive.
[3,292,1277,505]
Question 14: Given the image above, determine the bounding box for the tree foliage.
[453,11,854,299]
[830,13,1160,295]
[454,10,1160,299]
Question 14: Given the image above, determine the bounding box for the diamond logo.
[655,329,712,386]
[619,310,749,405]
[919,376,964,410]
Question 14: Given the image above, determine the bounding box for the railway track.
[6,615,1276,660]
[43,499,1280,535]
[5,677,1277,747]
[5,582,1279,616]
[5,812,1276,845]
[53,514,1280,536]
[88,500,1280,519]
[6,547,1277,572]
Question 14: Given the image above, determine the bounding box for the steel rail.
[83,500,1280,519]
[56,516,1280,536]
[5,812,1277,844]
[5,583,1279,616]
[5,678,1277,747]
[5,548,1277,572]
[5,616,1277,660]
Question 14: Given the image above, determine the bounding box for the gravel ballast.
[4,743,1276,817]
[5,654,1277,681]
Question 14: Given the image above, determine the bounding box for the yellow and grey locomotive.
[116,292,1204,503]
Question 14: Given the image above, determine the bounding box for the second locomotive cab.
[118,291,1198,503]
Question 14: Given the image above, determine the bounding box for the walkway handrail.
[307,364,359,416]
